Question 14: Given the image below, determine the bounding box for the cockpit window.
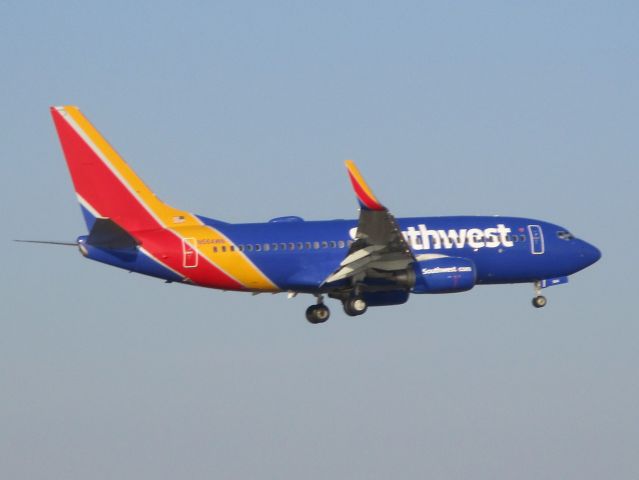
[557,231,574,241]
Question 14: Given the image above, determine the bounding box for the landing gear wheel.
[532,295,547,308]
[306,304,330,324]
[532,281,547,309]
[343,296,368,317]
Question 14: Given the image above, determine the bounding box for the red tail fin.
[51,106,199,232]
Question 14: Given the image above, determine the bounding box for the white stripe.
[57,107,174,229]
[76,193,102,218]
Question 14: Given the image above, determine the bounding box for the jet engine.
[410,257,476,294]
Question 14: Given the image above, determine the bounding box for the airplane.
[24,106,601,324]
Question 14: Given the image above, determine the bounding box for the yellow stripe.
[344,159,380,205]
[64,106,200,227]
[62,106,278,291]
[172,225,279,291]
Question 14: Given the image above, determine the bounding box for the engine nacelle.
[411,257,476,294]
[362,290,410,306]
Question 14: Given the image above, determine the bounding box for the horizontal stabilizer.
[86,218,139,249]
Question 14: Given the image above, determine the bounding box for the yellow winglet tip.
[344,159,359,174]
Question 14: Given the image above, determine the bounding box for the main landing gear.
[343,296,368,317]
[305,295,330,324]
[305,294,369,323]
[532,281,547,308]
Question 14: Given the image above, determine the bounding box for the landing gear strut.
[343,296,368,317]
[532,281,547,308]
[306,295,330,324]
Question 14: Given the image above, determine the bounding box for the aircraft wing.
[324,161,415,284]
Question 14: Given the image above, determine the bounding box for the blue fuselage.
[193,215,601,292]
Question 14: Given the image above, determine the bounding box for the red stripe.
[347,171,383,210]
[52,109,245,290]
[134,230,244,290]
[52,109,160,231]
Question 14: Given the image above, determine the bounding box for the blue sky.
[1,1,638,478]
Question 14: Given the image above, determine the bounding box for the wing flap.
[338,245,385,266]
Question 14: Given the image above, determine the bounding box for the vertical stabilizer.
[51,106,199,232]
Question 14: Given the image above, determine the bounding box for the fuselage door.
[528,225,545,255]
[182,237,199,268]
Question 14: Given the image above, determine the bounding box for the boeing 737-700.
[22,106,601,323]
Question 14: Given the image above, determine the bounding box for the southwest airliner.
[22,106,601,324]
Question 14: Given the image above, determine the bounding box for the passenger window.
[289,242,295,250]
[222,246,227,252]
[255,244,261,252]
[213,246,218,253]
[297,242,303,250]
[313,241,320,249]
[329,241,336,248]
[272,243,278,251]
[338,240,345,248]
[280,243,287,251]
[305,242,311,249]
[321,241,328,248]
[263,244,270,252]
[246,244,253,252]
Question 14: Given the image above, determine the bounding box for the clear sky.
[1,1,638,479]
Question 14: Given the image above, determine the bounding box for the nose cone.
[578,240,601,269]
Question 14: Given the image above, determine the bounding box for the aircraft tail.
[51,106,200,233]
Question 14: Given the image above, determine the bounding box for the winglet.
[344,160,384,211]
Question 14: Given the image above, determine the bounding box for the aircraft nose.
[578,240,601,268]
